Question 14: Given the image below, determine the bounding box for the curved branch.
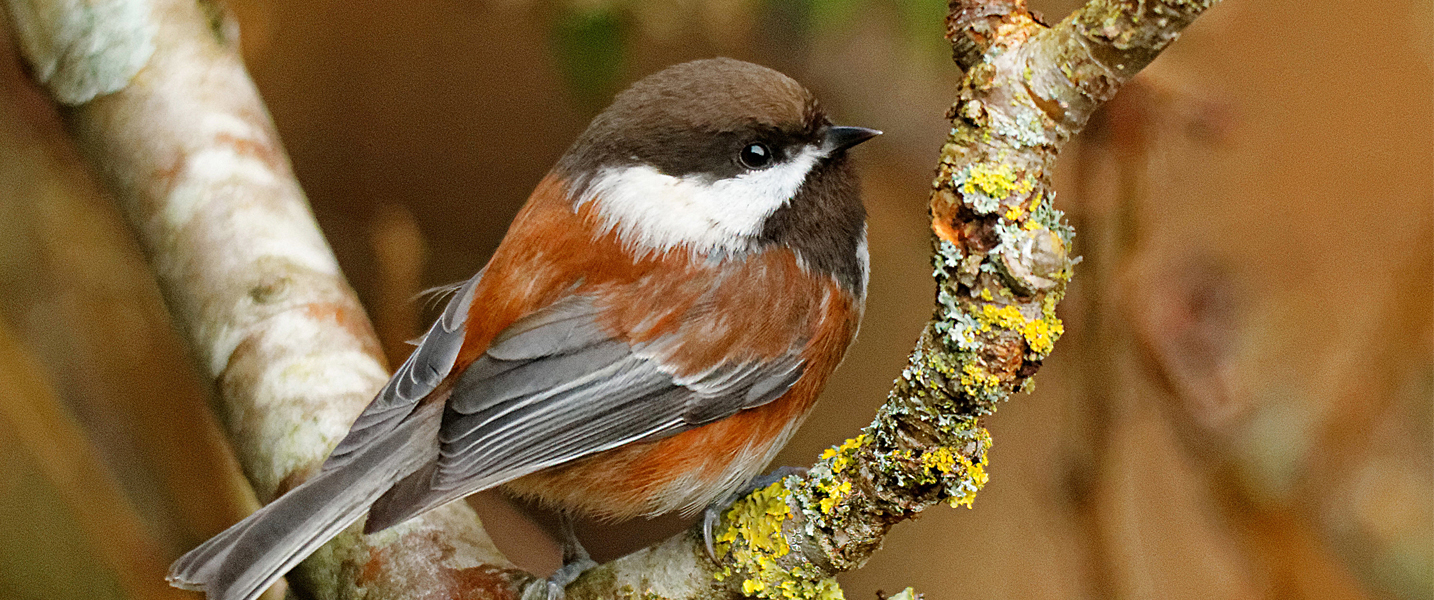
[568,0,1219,597]
[2,0,1219,597]
[1,0,529,597]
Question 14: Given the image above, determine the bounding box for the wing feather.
[366,294,807,525]
[323,272,480,471]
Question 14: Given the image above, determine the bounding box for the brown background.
[0,0,1429,599]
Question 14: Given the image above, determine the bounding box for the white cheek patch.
[579,145,823,255]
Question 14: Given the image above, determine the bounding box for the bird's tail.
[167,402,440,600]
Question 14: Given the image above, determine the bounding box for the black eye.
[739,142,773,169]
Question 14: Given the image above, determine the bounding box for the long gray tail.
[167,402,440,600]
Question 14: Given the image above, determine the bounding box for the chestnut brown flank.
[453,174,861,518]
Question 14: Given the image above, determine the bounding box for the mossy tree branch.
[570,0,1219,597]
[2,0,1218,598]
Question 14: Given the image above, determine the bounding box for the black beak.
[822,126,882,154]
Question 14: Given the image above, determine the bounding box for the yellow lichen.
[884,421,993,509]
[978,304,1025,332]
[714,482,790,559]
[959,362,1001,396]
[920,447,958,475]
[714,482,845,600]
[817,480,852,515]
[960,162,1034,205]
[949,424,993,509]
[1028,295,1066,355]
[949,452,989,509]
[812,435,865,516]
[1021,316,1063,355]
[820,434,866,474]
[975,303,1064,357]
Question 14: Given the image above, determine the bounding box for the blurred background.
[0,0,1429,598]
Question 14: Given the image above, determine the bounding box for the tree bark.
[0,0,1219,598]
[1,0,526,597]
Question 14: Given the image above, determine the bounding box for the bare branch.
[1,0,529,597]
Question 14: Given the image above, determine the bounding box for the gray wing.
[364,295,805,526]
[322,272,481,472]
[439,294,805,488]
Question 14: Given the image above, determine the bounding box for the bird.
[168,57,879,600]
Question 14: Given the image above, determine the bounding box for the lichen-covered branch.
[3,0,1218,597]
[569,0,1219,597]
[0,0,529,597]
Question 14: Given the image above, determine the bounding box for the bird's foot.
[701,466,809,563]
[521,513,598,600]
[521,559,598,600]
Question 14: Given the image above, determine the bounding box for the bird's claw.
[521,579,563,600]
[702,503,723,563]
[520,552,598,600]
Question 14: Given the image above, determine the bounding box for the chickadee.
[169,57,879,600]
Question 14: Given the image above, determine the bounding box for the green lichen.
[931,239,963,278]
[915,345,971,396]
[989,107,1048,147]
[991,219,1027,261]
[713,481,844,600]
[1028,190,1073,248]
[933,286,984,353]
